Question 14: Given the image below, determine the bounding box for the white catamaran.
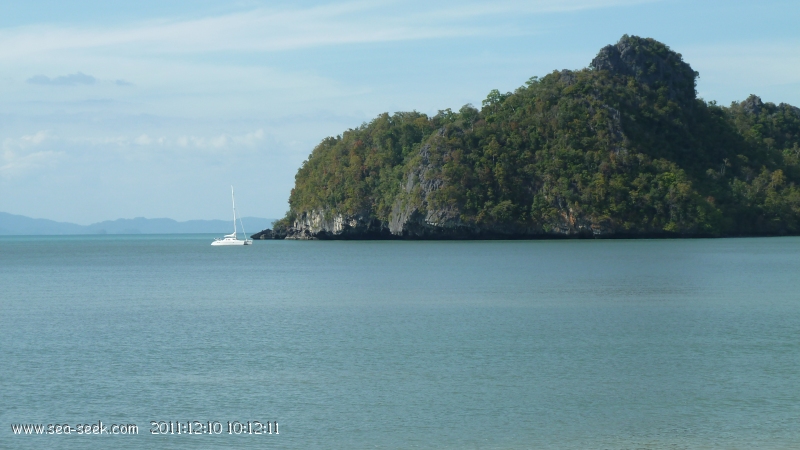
[211,186,253,246]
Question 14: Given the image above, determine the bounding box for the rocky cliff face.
[274,133,623,240]
[283,209,388,239]
[386,130,483,238]
[272,97,629,240]
[590,35,697,105]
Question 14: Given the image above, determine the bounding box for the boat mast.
[231,185,237,235]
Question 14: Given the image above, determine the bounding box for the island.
[253,35,800,240]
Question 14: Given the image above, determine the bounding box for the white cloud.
[0,150,63,177]
[22,130,49,146]
[3,130,50,150]
[173,129,265,150]
[1,131,62,178]
[0,0,656,59]
[5,128,266,153]
[233,129,265,146]
[0,126,270,182]
[134,134,152,145]
[27,72,96,86]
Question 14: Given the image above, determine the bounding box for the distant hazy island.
[0,212,275,236]
[253,35,800,240]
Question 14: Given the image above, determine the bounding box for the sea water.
[1,236,799,449]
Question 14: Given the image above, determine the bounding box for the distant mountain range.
[0,212,276,235]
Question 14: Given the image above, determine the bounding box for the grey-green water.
[1,236,799,449]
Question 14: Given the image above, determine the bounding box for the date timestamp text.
[150,421,278,435]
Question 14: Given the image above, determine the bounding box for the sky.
[1,0,799,224]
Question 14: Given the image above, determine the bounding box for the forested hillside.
[263,35,800,239]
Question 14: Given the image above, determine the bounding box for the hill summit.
[259,35,800,239]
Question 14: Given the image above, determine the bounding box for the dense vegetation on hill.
[269,35,800,239]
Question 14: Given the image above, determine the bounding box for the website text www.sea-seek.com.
[11,422,138,435]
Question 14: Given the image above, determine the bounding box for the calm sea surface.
[1,236,799,449]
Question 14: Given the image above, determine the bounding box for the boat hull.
[211,238,252,246]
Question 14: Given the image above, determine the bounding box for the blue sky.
[2,0,799,224]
